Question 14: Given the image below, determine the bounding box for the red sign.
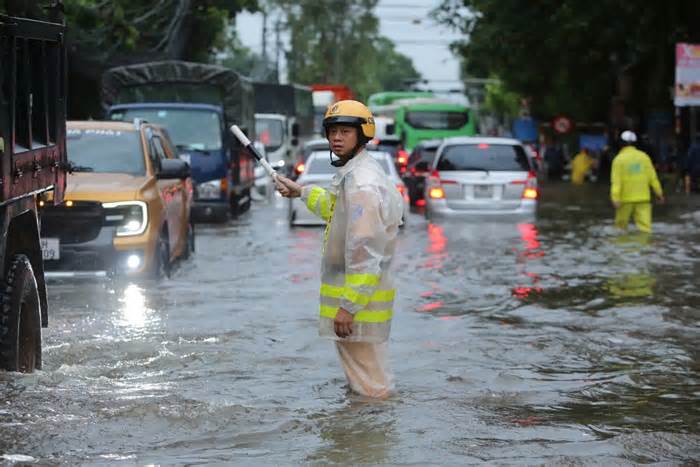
[552,115,573,134]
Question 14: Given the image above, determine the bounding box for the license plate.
[473,185,493,198]
[41,238,60,260]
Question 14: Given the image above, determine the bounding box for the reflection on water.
[1,187,698,464]
[115,284,155,330]
[513,223,544,299]
[606,272,656,298]
[308,401,396,465]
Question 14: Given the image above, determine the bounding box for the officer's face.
[327,125,359,159]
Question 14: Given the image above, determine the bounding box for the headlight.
[197,179,222,199]
[103,201,148,237]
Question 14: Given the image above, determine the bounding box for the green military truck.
[0,8,67,371]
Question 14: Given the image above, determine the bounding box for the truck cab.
[255,113,300,172]
[0,10,68,372]
[108,103,244,222]
[102,61,256,222]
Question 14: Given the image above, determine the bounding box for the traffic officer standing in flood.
[275,100,404,398]
[610,130,665,233]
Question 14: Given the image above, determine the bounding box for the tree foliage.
[272,0,420,100]
[1,0,258,117]
[434,0,700,121]
[63,0,258,63]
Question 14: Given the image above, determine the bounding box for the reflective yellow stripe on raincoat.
[611,146,663,203]
[301,150,404,343]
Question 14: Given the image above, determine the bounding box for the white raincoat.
[300,149,403,396]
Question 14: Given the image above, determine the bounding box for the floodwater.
[1,183,699,465]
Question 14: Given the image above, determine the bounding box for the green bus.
[367,91,434,107]
[394,99,477,151]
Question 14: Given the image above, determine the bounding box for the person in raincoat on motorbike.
[610,130,665,233]
[275,100,404,398]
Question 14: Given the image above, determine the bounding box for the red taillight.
[523,187,538,199]
[429,187,445,199]
[396,184,405,196]
[397,149,409,166]
[295,162,305,174]
[428,169,453,199]
[513,172,538,199]
[416,199,426,207]
[477,143,490,149]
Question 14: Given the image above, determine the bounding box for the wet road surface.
[1,183,699,464]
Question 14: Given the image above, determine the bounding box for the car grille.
[40,201,105,244]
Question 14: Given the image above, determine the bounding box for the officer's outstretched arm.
[340,186,386,315]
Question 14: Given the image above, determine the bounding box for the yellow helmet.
[323,100,375,141]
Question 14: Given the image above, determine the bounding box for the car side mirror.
[385,124,396,135]
[158,159,190,180]
[291,123,300,137]
[291,138,299,146]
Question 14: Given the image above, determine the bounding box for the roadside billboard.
[675,43,700,106]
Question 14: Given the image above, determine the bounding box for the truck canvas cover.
[253,82,314,136]
[101,60,255,136]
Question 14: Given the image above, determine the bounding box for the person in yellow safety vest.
[571,147,595,184]
[610,130,665,233]
[275,100,404,398]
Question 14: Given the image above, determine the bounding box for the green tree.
[60,0,258,117]
[434,0,700,122]
[272,0,420,100]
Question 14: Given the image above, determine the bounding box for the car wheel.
[0,255,42,372]
[230,194,239,219]
[241,189,252,213]
[152,232,171,279]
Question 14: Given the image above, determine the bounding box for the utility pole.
[275,19,282,84]
[261,10,268,64]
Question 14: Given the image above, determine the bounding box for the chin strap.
[329,140,366,167]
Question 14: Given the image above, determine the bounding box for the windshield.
[67,128,145,175]
[405,110,469,130]
[255,118,285,152]
[110,108,222,151]
[437,144,531,172]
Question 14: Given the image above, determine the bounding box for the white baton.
[230,125,278,179]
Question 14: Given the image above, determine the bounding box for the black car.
[402,139,442,206]
[367,137,410,174]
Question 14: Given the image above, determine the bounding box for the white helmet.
[621,130,637,143]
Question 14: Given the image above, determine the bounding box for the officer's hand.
[657,195,666,205]
[612,201,621,209]
[275,175,302,198]
[334,308,354,338]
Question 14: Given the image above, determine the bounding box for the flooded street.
[1,184,699,465]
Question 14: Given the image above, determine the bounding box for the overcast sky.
[234,0,465,90]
